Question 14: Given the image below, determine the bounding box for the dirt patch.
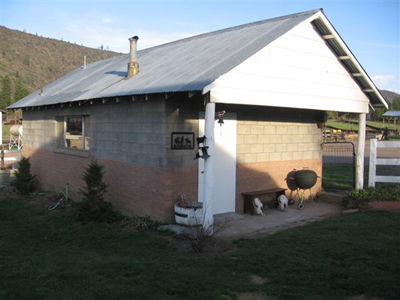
[250,275,270,285]
[29,192,75,214]
[347,295,384,300]
[237,292,272,300]
[368,201,400,211]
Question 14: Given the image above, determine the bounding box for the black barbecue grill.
[290,169,318,210]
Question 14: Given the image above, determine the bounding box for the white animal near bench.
[253,198,264,216]
[278,195,288,211]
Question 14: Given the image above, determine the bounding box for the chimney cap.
[129,36,139,41]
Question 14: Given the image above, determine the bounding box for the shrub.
[74,159,121,223]
[11,157,37,195]
[342,185,400,209]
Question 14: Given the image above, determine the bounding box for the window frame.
[56,115,90,153]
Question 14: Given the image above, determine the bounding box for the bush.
[342,185,400,209]
[11,157,37,195]
[74,159,121,223]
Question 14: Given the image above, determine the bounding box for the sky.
[0,0,399,93]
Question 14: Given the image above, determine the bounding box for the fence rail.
[368,139,400,187]
[1,149,22,166]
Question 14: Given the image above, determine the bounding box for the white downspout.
[356,113,366,190]
[202,100,215,233]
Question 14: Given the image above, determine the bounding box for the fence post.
[356,113,366,190]
[368,138,377,187]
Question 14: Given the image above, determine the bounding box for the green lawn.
[326,120,400,133]
[366,121,400,131]
[323,163,400,190]
[1,197,399,300]
[326,120,360,131]
[322,163,355,189]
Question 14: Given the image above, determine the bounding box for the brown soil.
[29,192,75,213]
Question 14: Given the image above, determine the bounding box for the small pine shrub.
[11,157,37,195]
[74,159,121,223]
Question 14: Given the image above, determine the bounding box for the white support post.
[0,112,2,146]
[368,138,377,187]
[203,101,215,233]
[356,113,366,190]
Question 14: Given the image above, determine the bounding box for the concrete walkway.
[0,169,14,186]
[214,194,343,239]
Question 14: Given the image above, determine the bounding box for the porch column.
[356,113,366,190]
[203,101,215,233]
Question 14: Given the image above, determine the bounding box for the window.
[57,116,90,150]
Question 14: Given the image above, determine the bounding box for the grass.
[1,196,399,300]
[366,121,400,131]
[322,163,355,189]
[326,120,360,131]
[323,163,399,190]
[326,120,400,132]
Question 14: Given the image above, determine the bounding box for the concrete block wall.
[237,121,322,164]
[90,97,167,167]
[22,94,204,221]
[162,96,204,205]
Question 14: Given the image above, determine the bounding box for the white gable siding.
[208,21,369,113]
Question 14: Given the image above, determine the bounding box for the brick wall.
[236,158,322,213]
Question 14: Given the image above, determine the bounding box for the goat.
[253,198,264,216]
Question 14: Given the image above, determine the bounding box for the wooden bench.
[242,188,287,215]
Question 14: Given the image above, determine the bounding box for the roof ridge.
[140,8,322,53]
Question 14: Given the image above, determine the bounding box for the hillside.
[0,26,122,107]
[380,89,400,106]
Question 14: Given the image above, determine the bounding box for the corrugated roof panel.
[327,39,347,56]
[312,18,331,35]
[383,111,400,117]
[9,9,320,109]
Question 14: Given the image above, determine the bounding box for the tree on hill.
[390,98,400,111]
[14,77,30,102]
[373,108,385,121]
[0,75,12,109]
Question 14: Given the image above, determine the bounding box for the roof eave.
[311,11,388,109]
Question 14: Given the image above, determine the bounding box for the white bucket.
[174,203,203,226]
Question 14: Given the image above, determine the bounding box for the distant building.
[383,111,400,124]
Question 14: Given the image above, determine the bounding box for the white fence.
[368,138,400,187]
[1,149,22,166]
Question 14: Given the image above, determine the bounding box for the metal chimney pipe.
[127,36,139,77]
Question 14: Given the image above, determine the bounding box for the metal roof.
[9,8,387,110]
[383,111,400,117]
[9,9,321,109]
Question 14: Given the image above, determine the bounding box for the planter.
[368,201,400,211]
[174,202,203,226]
